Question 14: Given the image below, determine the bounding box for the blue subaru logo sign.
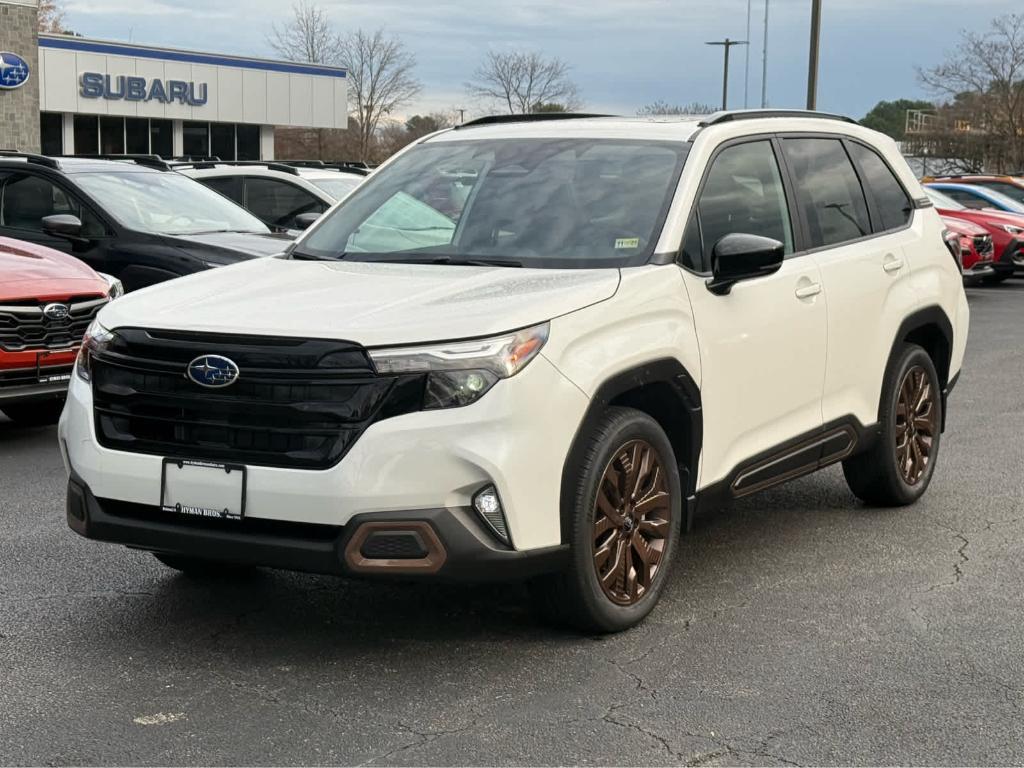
[186,355,240,388]
[0,52,30,90]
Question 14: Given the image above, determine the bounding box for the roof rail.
[67,153,171,170]
[455,113,614,129]
[167,159,301,175]
[698,109,858,127]
[0,149,60,169]
[277,160,372,175]
[168,155,222,162]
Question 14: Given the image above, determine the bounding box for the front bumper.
[66,472,568,581]
[0,351,76,406]
[59,352,589,552]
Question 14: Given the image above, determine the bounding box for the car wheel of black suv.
[153,553,257,578]
[531,407,682,633]
[1,400,65,427]
[843,344,942,506]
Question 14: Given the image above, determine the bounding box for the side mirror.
[41,214,85,240]
[293,212,321,231]
[707,233,785,295]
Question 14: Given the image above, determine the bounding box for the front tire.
[531,407,682,633]
[843,344,942,506]
[1,399,65,426]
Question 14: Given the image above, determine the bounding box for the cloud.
[65,0,229,19]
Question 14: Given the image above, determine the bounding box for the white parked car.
[61,111,969,632]
[175,160,367,234]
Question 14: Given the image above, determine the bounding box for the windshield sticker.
[615,238,640,249]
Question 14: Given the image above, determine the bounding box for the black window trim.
[242,174,325,229]
[676,131,801,276]
[676,130,928,275]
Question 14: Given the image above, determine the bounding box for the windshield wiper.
[357,253,523,268]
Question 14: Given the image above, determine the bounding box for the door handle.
[883,255,905,273]
[795,282,822,299]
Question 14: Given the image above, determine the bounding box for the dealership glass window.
[73,115,99,155]
[40,113,63,156]
[124,118,150,155]
[236,124,260,161]
[182,121,210,158]
[210,123,236,161]
[100,116,125,154]
[150,119,173,158]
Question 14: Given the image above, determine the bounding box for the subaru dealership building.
[0,0,347,159]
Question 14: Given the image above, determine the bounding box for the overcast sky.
[63,0,1020,121]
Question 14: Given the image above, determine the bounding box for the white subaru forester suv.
[61,111,969,632]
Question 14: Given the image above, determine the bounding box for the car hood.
[164,231,294,262]
[98,257,621,346]
[936,206,1024,230]
[0,236,109,301]
[941,216,989,237]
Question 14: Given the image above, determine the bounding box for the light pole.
[744,0,752,108]
[761,0,770,108]
[807,0,822,110]
[706,38,748,111]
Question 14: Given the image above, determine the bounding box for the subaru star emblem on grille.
[43,303,70,321]
[186,355,240,388]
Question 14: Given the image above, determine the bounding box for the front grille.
[0,296,107,352]
[0,363,74,390]
[91,328,425,470]
[974,234,994,259]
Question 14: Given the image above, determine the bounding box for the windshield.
[309,176,362,200]
[75,171,270,236]
[973,187,1024,213]
[925,187,964,211]
[295,138,689,268]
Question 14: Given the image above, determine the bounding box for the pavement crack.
[920,532,970,593]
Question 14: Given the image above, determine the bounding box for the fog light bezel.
[472,485,512,547]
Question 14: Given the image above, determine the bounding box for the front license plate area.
[160,459,247,521]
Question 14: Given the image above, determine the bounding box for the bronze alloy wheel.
[895,364,938,486]
[592,439,672,606]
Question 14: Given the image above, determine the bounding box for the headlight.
[369,323,549,409]
[76,319,115,382]
[1002,224,1024,236]
[97,272,124,300]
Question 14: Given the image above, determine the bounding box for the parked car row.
[0,150,368,425]
[922,174,1024,284]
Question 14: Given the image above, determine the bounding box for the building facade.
[0,0,347,160]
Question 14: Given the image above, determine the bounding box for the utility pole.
[706,38,748,111]
[744,0,752,108]
[807,0,822,110]
[457,108,466,124]
[761,0,770,108]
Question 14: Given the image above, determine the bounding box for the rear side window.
[781,138,870,249]
[848,143,912,232]
[683,140,794,271]
[200,176,243,205]
[244,177,325,230]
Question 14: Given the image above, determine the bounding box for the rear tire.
[843,344,942,506]
[153,553,256,578]
[530,407,682,633]
[1,399,65,426]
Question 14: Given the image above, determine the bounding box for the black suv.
[0,152,292,291]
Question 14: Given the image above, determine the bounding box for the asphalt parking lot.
[1,283,1023,767]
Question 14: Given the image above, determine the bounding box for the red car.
[925,186,1024,283]
[941,215,995,280]
[1,237,119,426]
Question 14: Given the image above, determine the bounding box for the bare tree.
[337,28,422,163]
[637,100,715,116]
[466,51,582,114]
[267,0,337,64]
[917,13,1024,171]
[38,0,68,33]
